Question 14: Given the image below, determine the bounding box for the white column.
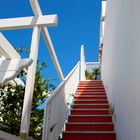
[80,45,86,81]
[20,26,40,139]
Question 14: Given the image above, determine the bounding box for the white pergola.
[0,0,64,139]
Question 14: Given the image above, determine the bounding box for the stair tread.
[73,104,109,105]
[75,95,106,97]
[70,114,112,117]
[63,131,115,134]
[66,122,113,124]
[71,109,110,110]
[74,99,108,101]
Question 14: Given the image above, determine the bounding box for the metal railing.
[42,62,80,140]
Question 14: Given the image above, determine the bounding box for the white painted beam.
[30,0,42,16]
[20,26,40,139]
[0,58,32,84]
[30,0,64,81]
[0,33,20,59]
[42,28,64,80]
[0,15,58,30]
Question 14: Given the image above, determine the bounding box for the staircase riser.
[78,90,105,92]
[75,97,107,100]
[66,124,114,131]
[73,105,109,109]
[79,86,104,88]
[79,84,103,86]
[63,133,116,140]
[78,87,104,90]
[77,91,106,93]
[76,93,106,96]
[74,101,108,104]
[71,110,109,115]
[68,116,112,122]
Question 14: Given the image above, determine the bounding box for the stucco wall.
[101,0,140,140]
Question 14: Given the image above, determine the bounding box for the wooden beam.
[0,32,20,59]
[0,15,58,30]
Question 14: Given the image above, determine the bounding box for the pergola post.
[20,26,40,139]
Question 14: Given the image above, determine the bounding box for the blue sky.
[0,0,101,85]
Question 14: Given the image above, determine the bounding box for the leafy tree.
[92,68,100,80]
[0,49,55,139]
[85,68,100,80]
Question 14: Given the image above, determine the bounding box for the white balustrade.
[42,62,80,140]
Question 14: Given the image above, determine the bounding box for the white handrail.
[46,61,80,104]
[42,62,80,140]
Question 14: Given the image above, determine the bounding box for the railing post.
[80,45,86,81]
[20,26,40,139]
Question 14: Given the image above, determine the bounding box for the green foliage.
[0,49,55,139]
[85,68,100,80]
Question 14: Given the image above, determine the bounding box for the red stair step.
[80,81,102,83]
[71,109,110,115]
[79,85,104,88]
[63,131,116,140]
[75,95,107,100]
[78,89,105,92]
[74,99,108,104]
[78,87,104,90]
[78,86,104,88]
[65,122,114,131]
[76,92,106,96]
[77,91,106,94]
[68,115,112,122]
[73,104,109,109]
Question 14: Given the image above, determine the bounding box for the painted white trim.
[20,26,40,135]
[80,45,86,81]
[0,33,20,59]
[42,62,80,140]
[41,28,64,80]
[30,0,64,81]
[0,15,58,30]
[30,0,42,16]
[0,58,32,84]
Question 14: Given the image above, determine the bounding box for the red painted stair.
[62,81,116,140]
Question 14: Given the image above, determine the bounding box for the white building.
[101,0,140,140]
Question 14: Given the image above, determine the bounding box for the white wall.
[101,0,140,140]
